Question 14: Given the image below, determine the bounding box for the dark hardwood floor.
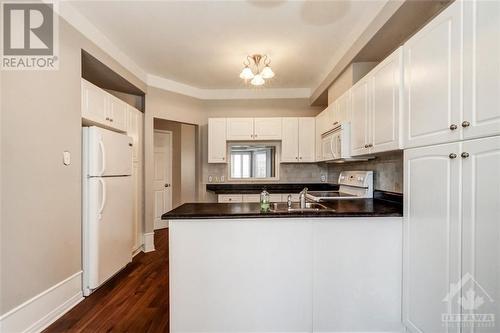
[44,229,169,333]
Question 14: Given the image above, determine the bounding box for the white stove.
[306,171,373,201]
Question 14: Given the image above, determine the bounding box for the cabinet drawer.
[218,195,243,203]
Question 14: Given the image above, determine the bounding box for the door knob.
[461,121,470,128]
[449,124,458,130]
[449,153,457,159]
[164,184,171,187]
[461,152,469,158]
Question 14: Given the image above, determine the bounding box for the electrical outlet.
[320,174,327,183]
[220,175,225,182]
[215,176,219,183]
[208,176,213,183]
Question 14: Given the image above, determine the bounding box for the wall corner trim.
[143,232,156,253]
[0,271,83,333]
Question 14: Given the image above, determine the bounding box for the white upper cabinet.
[281,118,299,162]
[81,78,129,133]
[226,118,281,141]
[81,79,108,125]
[403,142,462,333]
[462,0,500,140]
[403,1,462,148]
[226,118,254,140]
[282,117,315,163]
[298,118,316,162]
[254,117,282,140]
[108,95,128,132]
[126,106,143,162]
[370,47,403,154]
[208,118,227,163]
[315,112,328,161]
[335,90,351,125]
[350,78,370,156]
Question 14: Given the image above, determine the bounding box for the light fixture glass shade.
[261,65,275,79]
[250,74,265,86]
[239,66,255,80]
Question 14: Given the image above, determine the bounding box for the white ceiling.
[68,0,387,91]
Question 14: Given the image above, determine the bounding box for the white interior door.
[153,130,172,230]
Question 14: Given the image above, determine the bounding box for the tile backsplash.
[327,151,403,193]
[205,151,403,193]
[206,163,328,184]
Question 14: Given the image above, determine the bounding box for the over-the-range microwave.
[321,122,371,163]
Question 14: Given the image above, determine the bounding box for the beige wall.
[144,88,206,234]
[0,15,145,315]
[180,124,197,203]
[327,62,378,105]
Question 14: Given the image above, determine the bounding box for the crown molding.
[55,2,311,101]
[147,75,311,100]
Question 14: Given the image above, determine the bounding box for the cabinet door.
[462,136,500,333]
[403,1,462,148]
[463,0,500,140]
[315,114,325,162]
[226,118,254,140]
[324,103,336,131]
[208,118,227,163]
[127,107,142,162]
[132,161,142,251]
[371,47,403,153]
[242,194,260,203]
[81,79,107,124]
[350,78,370,156]
[298,118,315,162]
[336,90,351,124]
[108,95,127,132]
[254,118,282,140]
[403,143,461,333]
[281,118,299,162]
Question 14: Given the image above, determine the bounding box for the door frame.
[153,129,173,230]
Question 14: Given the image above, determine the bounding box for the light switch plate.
[63,151,71,165]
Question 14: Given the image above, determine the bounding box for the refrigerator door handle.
[98,140,106,176]
[98,178,106,218]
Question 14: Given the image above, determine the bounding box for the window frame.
[227,142,280,182]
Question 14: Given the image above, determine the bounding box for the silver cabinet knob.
[110,118,113,122]
[364,144,369,148]
[461,152,469,158]
[105,117,110,121]
[449,153,457,159]
[462,121,470,128]
[299,157,302,160]
[449,124,458,130]
[368,144,373,148]
[164,183,171,187]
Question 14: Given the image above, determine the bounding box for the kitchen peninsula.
[162,192,403,333]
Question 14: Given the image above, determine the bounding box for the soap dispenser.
[260,188,270,211]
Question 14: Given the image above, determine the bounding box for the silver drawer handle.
[449,124,458,130]
[462,121,470,128]
[449,153,457,159]
[461,152,469,158]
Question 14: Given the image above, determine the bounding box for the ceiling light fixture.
[240,54,275,86]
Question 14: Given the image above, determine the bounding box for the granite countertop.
[206,182,339,194]
[162,193,403,220]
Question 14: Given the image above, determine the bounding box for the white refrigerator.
[82,126,133,296]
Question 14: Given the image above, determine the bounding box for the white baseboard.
[144,232,155,252]
[132,245,144,257]
[0,271,83,333]
[154,219,169,230]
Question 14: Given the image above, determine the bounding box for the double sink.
[269,202,335,212]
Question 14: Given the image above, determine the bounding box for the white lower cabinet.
[220,193,285,203]
[218,194,243,203]
[403,136,500,332]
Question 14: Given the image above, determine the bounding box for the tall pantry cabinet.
[403,1,500,332]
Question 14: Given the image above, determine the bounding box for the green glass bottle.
[260,189,270,212]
